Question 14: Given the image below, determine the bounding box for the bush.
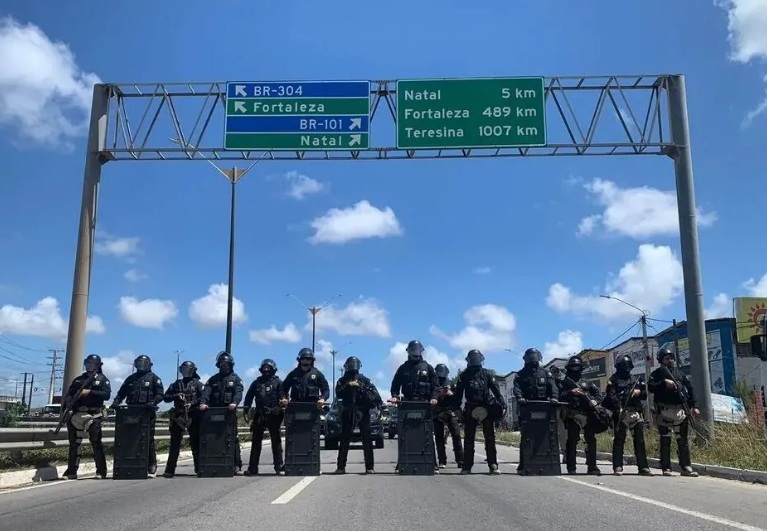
[0,403,27,428]
[493,414,767,472]
[0,432,254,472]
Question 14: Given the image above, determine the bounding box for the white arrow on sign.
[235,85,247,97]
[349,134,361,147]
[348,118,361,131]
[234,101,246,113]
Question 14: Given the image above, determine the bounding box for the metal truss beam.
[102,75,672,162]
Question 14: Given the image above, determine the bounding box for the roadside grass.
[493,416,767,471]
[0,433,254,472]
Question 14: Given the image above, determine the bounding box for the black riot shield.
[113,406,151,480]
[397,400,435,475]
[519,400,561,476]
[284,401,321,476]
[198,408,236,477]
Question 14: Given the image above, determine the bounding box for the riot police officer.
[61,354,111,480]
[453,349,506,475]
[162,360,204,478]
[560,355,603,475]
[513,347,558,475]
[112,354,164,477]
[280,348,330,406]
[199,352,245,473]
[604,354,652,476]
[433,363,464,469]
[648,348,700,477]
[389,340,440,473]
[243,358,286,476]
[334,356,383,475]
[549,364,567,460]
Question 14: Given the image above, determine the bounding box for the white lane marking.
[0,480,74,495]
[559,476,767,531]
[270,476,317,505]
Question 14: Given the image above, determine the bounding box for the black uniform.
[334,356,383,474]
[62,354,111,480]
[243,359,286,475]
[560,355,603,475]
[453,349,506,475]
[112,355,164,475]
[162,361,204,478]
[513,348,559,474]
[281,363,330,403]
[604,355,651,475]
[389,340,440,472]
[201,352,245,472]
[648,348,699,477]
[433,364,464,469]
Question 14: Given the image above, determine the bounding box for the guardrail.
[0,423,250,452]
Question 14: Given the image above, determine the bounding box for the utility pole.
[169,138,265,356]
[174,349,185,379]
[286,293,342,352]
[21,373,28,407]
[600,295,653,427]
[47,349,63,403]
[26,374,34,415]
[330,349,338,401]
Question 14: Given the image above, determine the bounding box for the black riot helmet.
[134,354,152,373]
[179,360,197,378]
[615,354,634,373]
[216,352,234,372]
[84,354,102,373]
[406,340,424,361]
[466,349,485,367]
[297,348,315,371]
[523,348,542,367]
[565,355,584,374]
[435,363,449,378]
[657,348,675,365]
[344,356,361,373]
[260,358,277,375]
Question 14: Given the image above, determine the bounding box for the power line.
[599,319,642,350]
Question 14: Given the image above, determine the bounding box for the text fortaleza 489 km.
[395,77,547,150]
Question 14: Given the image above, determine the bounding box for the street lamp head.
[599,294,611,299]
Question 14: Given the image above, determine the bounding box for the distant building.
[606,336,659,378]
[574,349,611,392]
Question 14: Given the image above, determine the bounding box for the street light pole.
[174,349,184,379]
[600,294,653,427]
[328,340,353,402]
[286,293,342,352]
[170,138,265,356]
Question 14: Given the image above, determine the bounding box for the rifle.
[658,365,705,439]
[51,372,98,435]
[613,377,641,431]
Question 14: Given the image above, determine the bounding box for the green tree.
[0,402,27,428]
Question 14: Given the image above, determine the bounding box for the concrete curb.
[0,442,255,490]
[494,439,767,486]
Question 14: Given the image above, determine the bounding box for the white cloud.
[95,232,141,260]
[547,244,684,322]
[705,293,732,319]
[743,273,767,296]
[188,284,247,330]
[118,296,178,329]
[101,350,135,386]
[308,200,403,245]
[309,297,391,337]
[718,0,767,124]
[284,171,323,199]
[0,296,105,339]
[312,339,339,374]
[543,330,584,362]
[577,178,717,239]
[473,266,491,275]
[0,17,100,149]
[198,372,212,384]
[124,269,147,283]
[249,322,302,345]
[430,304,517,353]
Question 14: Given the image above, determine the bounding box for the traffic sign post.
[224,81,370,151]
[396,77,547,150]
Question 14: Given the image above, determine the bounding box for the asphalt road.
[1,439,766,531]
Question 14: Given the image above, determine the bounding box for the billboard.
[609,337,658,377]
[654,319,737,396]
[577,349,610,391]
[734,297,767,343]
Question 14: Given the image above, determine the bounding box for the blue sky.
[1,1,766,406]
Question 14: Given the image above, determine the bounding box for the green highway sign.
[395,77,547,150]
[224,81,371,151]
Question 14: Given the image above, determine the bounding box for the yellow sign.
[734,297,767,343]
